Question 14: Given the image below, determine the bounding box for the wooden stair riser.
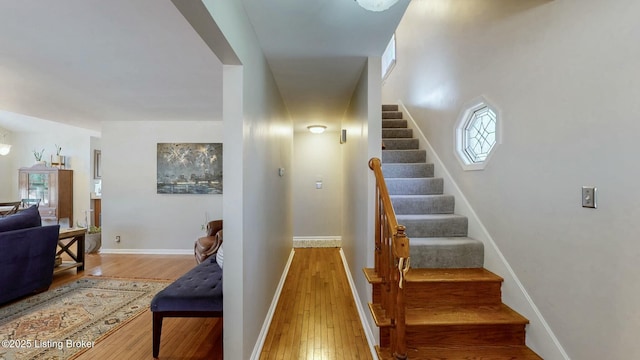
[376,345,543,360]
[372,282,382,304]
[369,281,503,309]
[404,281,502,308]
[406,324,526,347]
[379,324,526,348]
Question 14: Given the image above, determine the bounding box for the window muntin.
[455,97,500,171]
[463,106,497,163]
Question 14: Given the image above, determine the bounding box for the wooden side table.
[55,228,86,274]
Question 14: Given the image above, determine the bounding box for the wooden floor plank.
[47,253,224,360]
[259,248,373,360]
[15,247,370,359]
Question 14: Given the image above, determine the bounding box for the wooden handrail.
[369,157,410,360]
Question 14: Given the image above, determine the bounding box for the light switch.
[582,186,597,208]
[315,181,323,189]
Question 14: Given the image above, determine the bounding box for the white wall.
[293,130,343,238]
[342,57,381,337]
[383,0,640,358]
[0,123,97,228]
[200,2,293,358]
[101,120,223,251]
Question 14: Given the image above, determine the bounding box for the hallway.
[260,248,373,359]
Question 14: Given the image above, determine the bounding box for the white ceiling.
[0,0,408,133]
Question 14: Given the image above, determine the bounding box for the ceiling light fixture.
[307,125,327,134]
[355,0,400,12]
[0,133,10,156]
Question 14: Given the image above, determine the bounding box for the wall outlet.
[115,235,121,243]
[582,186,597,208]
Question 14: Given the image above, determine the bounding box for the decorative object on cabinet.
[156,143,223,194]
[19,165,73,226]
[51,144,65,169]
[50,155,66,168]
[33,148,45,165]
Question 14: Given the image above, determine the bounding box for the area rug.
[0,278,169,360]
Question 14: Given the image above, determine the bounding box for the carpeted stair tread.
[383,128,413,138]
[382,119,408,128]
[391,194,455,214]
[382,111,403,119]
[381,138,419,150]
[382,149,426,163]
[376,345,543,360]
[397,214,468,238]
[386,178,443,195]
[409,237,485,268]
[382,104,399,111]
[382,163,434,178]
[379,103,483,267]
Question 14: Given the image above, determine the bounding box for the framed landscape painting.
[157,143,223,194]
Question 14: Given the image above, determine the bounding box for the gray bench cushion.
[150,258,223,313]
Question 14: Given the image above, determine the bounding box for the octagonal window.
[455,97,501,170]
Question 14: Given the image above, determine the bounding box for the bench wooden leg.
[151,310,223,357]
[153,312,164,358]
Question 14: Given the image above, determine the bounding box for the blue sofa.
[0,206,60,305]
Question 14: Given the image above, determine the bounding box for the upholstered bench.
[150,257,223,358]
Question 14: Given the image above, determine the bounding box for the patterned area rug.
[0,278,169,360]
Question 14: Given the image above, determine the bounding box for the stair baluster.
[369,157,410,360]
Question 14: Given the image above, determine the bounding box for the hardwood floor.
[260,248,373,360]
[50,253,223,360]
[10,247,371,359]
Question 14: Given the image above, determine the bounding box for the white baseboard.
[98,248,193,255]
[293,236,342,248]
[339,249,378,358]
[250,249,295,360]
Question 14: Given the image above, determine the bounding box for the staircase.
[381,104,483,268]
[365,105,542,359]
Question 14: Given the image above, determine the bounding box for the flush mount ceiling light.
[307,125,327,134]
[355,0,400,12]
[0,133,10,156]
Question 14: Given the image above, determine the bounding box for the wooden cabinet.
[19,166,73,225]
